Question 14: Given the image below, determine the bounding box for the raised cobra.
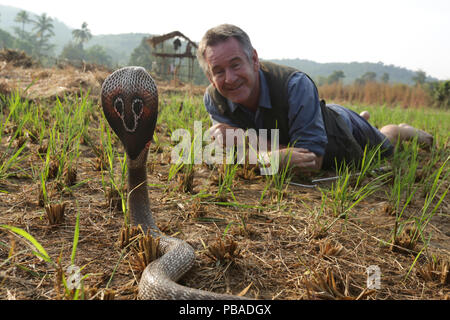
[101,67,247,299]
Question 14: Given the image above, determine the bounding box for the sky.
[1,0,449,80]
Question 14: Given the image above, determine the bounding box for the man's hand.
[275,147,323,173]
[208,123,241,147]
[208,124,323,173]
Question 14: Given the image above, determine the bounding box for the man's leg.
[380,123,434,147]
[358,110,433,148]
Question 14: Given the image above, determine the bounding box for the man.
[196,24,433,172]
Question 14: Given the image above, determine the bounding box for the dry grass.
[1,134,449,300]
[319,82,432,109]
[0,67,448,300]
[0,152,449,299]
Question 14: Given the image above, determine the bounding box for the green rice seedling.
[352,143,386,190]
[390,145,448,252]
[322,146,390,222]
[159,94,210,136]
[408,157,449,248]
[405,246,427,281]
[418,145,448,197]
[266,149,293,204]
[216,147,239,201]
[0,142,27,182]
[116,153,128,215]
[387,137,425,248]
[1,208,93,300]
[0,91,26,136]
[59,210,93,300]
[387,137,420,215]
[390,189,417,251]
[167,128,193,183]
[168,158,184,182]
[323,163,353,219]
[99,117,128,215]
[171,130,200,193]
[32,94,90,193]
[38,145,53,206]
[300,193,332,238]
[0,94,31,181]
[179,161,195,194]
[0,224,54,265]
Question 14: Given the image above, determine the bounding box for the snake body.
[101,67,246,300]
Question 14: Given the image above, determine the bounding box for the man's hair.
[197,24,254,76]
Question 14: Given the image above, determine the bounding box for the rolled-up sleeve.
[287,73,328,156]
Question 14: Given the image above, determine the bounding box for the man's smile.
[225,81,244,92]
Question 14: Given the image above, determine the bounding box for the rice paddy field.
[0,84,449,300]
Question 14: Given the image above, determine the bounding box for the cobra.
[101,66,247,299]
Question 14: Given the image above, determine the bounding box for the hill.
[0,4,149,65]
[86,33,151,65]
[0,4,438,84]
[0,4,73,54]
[269,59,437,85]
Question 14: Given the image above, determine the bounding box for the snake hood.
[101,66,158,160]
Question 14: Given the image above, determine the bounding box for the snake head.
[101,66,158,160]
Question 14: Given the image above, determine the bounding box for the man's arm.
[269,73,327,172]
[204,73,327,173]
[209,122,323,172]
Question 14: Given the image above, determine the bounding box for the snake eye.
[132,98,143,117]
[114,97,124,117]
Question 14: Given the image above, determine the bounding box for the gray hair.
[196,24,254,76]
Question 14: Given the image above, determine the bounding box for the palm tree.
[15,10,31,35]
[72,22,92,49]
[33,13,55,38]
[32,13,55,57]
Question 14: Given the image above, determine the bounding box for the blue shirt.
[204,70,328,156]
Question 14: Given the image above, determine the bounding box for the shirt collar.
[227,69,272,113]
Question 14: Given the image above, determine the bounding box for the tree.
[0,29,14,49]
[85,45,112,66]
[328,70,345,84]
[129,38,155,71]
[432,80,450,109]
[316,75,328,86]
[412,70,427,86]
[59,41,85,61]
[381,72,390,84]
[32,13,55,57]
[15,10,31,35]
[72,22,92,49]
[361,72,377,83]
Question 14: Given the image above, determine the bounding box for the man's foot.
[360,111,370,121]
[399,123,434,148]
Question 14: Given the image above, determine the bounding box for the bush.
[432,80,450,109]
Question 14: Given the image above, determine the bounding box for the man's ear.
[252,49,260,71]
[207,72,216,88]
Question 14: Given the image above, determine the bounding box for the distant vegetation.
[270,59,439,86]
[0,4,449,108]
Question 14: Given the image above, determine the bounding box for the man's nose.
[224,68,237,84]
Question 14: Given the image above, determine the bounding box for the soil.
[0,50,448,300]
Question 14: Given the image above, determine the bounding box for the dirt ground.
[0,51,448,300]
[0,48,204,102]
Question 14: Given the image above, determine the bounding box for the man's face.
[204,37,260,109]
